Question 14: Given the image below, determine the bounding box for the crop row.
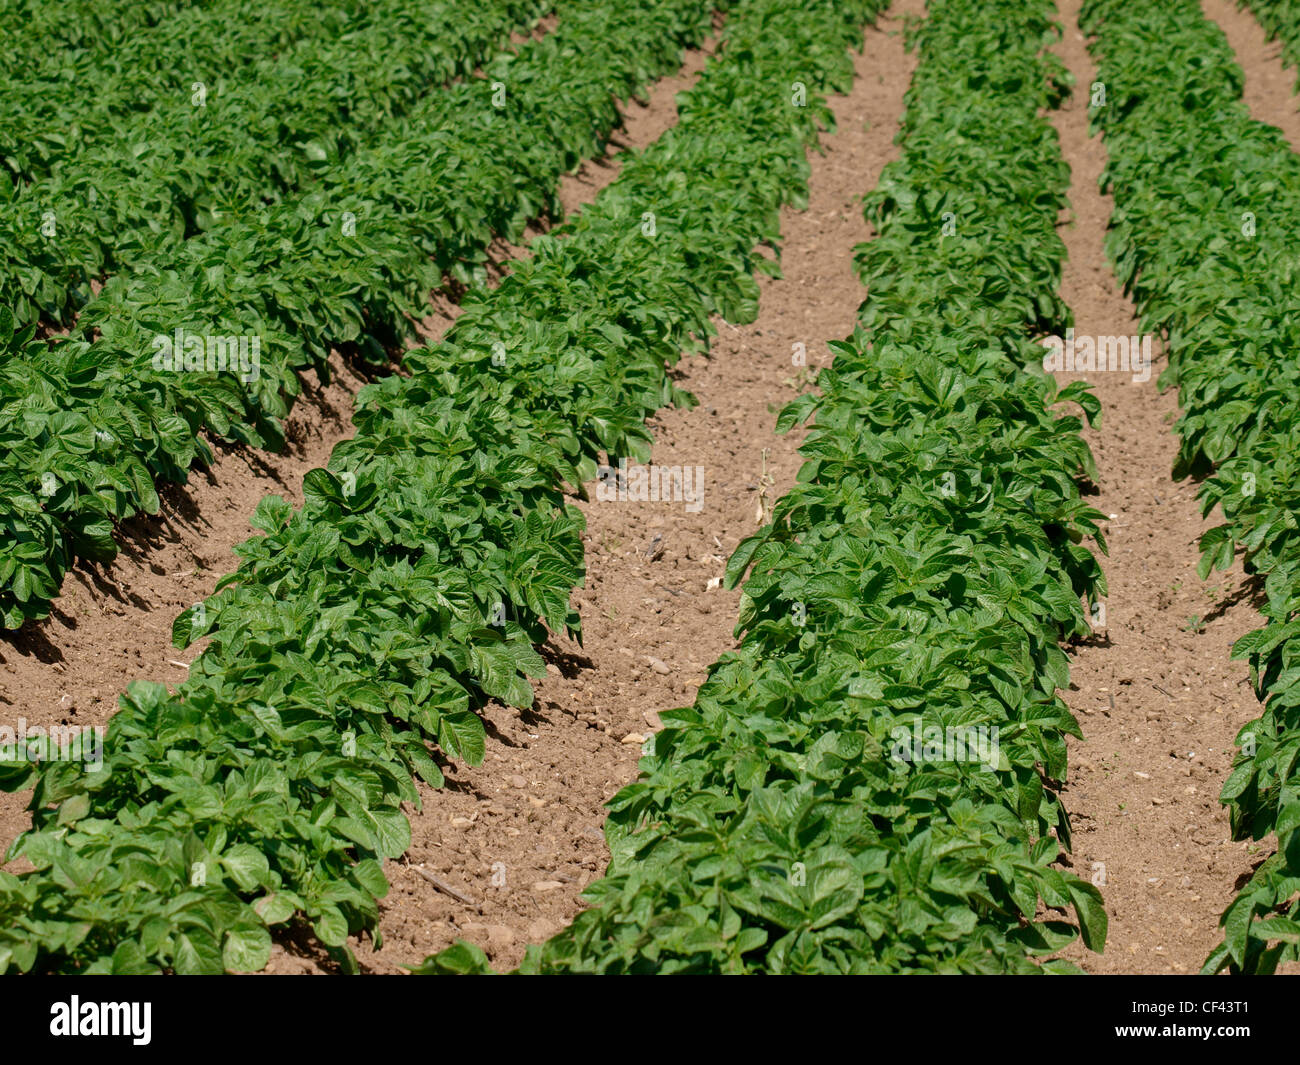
[3,0,358,171]
[1,0,553,323]
[3,0,551,177]
[0,0,717,631]
[0,0,193,62]
[1082,0,1300,975]
[419,0,1109,975]
[0,0,884,975]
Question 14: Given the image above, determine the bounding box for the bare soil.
[1048,0,1287,973]
[1202,0,1300,146]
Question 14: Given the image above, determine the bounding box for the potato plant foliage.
[1,0,886,974]
[419,0,1111,975]
[0,0,554,321]
[11,0,1300,980]
[0,0,719,630]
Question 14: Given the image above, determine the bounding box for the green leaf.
[313,906,349,948]
[253,892,300,926]
[438,709,486,766]
[173,930,224,975]
[1066,880,1108,954]
[409,939,494,974]
[353,859,389,899]
[221,844,269,892]
[223,925,272,972]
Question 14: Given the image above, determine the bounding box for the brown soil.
[1202,0,1300,148]
[301,2,922,975]
[1048,0,1282,974]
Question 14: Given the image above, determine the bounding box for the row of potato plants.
[4,0,552,179]
[0,0,886,975]
[0,0,553,323]
[0,0,718,631]
[0,0,192,63]
[419,0,1110,975]
[1082,0,1300,975]
[2,0,358,173]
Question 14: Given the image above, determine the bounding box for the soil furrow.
[1202,0,1300,147]
[314,0,923,975]
[1049,0,1269,974]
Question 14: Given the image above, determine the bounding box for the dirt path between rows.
[321,0,924,975]
[0,37,719,869]
[1049,0,1273,974]
[1203,0,1300,145]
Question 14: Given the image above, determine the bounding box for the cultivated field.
[2,0,1300,977]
